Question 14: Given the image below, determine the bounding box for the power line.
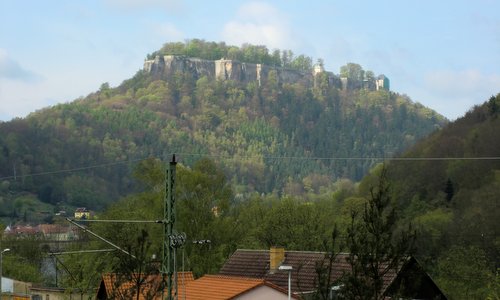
[1,152,499,181]
[74,219,164,224]
[48,249,116,256]
[0,156,150,180]
[176,152,500,162]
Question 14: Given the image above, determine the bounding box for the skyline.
[1,0,499,121]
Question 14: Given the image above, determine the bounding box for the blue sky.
[1,0,499,121]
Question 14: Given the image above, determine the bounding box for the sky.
[1,0,499,121]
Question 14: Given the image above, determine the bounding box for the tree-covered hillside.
[0,41,445,222]
[11,95,495,299]
[361,93,500,299]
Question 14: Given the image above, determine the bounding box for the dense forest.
[0,41,445,223]
[2,94,498,299]
[382,94,500,298]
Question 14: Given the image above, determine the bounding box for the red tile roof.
[219,249,399,295]
[98,273,293,300]
[98,272,194,300]
[177,275,292,300]
[4,225,39,235]
[38,224,71,234]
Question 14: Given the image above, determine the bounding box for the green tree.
[341,167,416,299]
[56,249,111,299]
[444,178,454,202]
[110,229,161,300]
[290,54,313,71]
[487,94,499,116]
[2,236,45,283]
[311,226,342,300]
[176,158,235,275]
[365,70,375,81]
[436,245,496,299]
[340,63,365,81]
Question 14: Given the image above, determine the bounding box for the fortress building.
[144,55,388,92]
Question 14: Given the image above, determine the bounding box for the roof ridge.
[203,274,264,282]
[234,248,351,255]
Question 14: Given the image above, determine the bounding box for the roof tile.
[219,249,398,294]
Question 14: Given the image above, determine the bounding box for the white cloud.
[221,2,297,50]
[420,69,500,119]
[0,49,42,82]
[424,69,500,98]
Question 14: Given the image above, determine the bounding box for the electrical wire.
[1,152,499,181]
[0,156,148,180]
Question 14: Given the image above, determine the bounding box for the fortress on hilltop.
[144,55,389,92]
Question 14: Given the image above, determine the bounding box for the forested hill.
[0,41,445,220]
[358,93,500,298]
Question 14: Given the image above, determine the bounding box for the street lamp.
[0,248,11,297]
[279,265,292,300]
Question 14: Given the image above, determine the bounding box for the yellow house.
[74,208,90,219]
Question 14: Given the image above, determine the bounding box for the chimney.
[269,246,285,273]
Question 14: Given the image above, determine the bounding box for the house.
[219,248,447,299]
[176,275,294,300]
[74,207,90,220]
[0,276,31,299]
[96,272,194,300]
[30,286,94,300]
[4,224,77,241]
[95,272,294,300]
[376,74,390,91]
[37,224,74,241]
[4,225,39,237]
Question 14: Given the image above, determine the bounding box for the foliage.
[376,93,500,298]
[54,158,355,289]
[2,253,43,283]
[150,39,314,70]
[56,248,112,298]
[1,236,46,283]
[311,225,342,300]
[340,63,366,81]
[436,246,496,299]
[111,229,161,300]
[0,41,446,224]
[12,97,498,299]
[340,167,416,300]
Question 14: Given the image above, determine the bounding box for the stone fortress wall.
[144,55,389,92]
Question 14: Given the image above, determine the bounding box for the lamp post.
[0,248,11,297]
[279,265,292,300]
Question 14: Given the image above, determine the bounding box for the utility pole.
[63,155,185,299]
[162,155,185,300]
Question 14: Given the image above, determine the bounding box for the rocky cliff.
[144,55,340,88]
[144,55,387,92]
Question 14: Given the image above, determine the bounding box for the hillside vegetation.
[0,41,444,222]
[380,94,500,298]
[3,95,495,299]
[89,94,498,299]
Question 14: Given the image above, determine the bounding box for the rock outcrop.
[144,55,388,92]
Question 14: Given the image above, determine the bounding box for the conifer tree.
[341,167,416,299]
